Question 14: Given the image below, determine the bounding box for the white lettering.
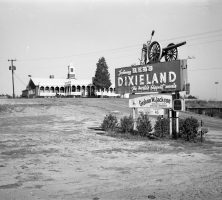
[124,76,127,86]
[146,74,151,84]
[132,68,137,73]
[128,76,134,86]
[148,65,153,71]
[118,69,131,76]
[135,75,138,85]
[138,85,149,91]
[160,72,166,83]
[142,66,147,72]
[118,77,123,86]
[139,74,144,85]
[131,86,137,91]
[169,71,176,82]
[165,83,177,89]
[152,73,159,84]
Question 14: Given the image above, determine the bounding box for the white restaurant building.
[22,64,118,98]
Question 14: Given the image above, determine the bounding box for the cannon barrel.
[163,41,186,52]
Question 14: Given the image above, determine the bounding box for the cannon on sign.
[140,31,186,64]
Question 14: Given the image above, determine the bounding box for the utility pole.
[215,82,219,101]
[8,59,16,98]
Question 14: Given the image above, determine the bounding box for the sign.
[185,83,190,95]
[173,99,185,111]
[129,94,172,109]
[138,107,165,116]
[9,66,16,70]
[115,60,187,94]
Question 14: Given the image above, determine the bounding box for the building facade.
[22,64,118,98]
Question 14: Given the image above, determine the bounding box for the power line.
[16,29,222,61]
[2,28,222,62]
[187,38,222,47]
[159,28,222,42]
[185,32,222,42]
[14,73,27,87]
[17,44,140,62]
[189,67,222,71]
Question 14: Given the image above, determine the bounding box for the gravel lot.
[0,98,222,200]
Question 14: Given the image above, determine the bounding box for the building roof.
[31,78,66,87]
[31,77,94,87]
[65,79,93,86]
[29,77,115,88]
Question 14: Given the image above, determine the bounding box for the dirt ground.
[0,98,222,200]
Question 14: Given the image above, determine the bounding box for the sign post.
[173,94,185,138]
[176,111,179,138]
[132,108,136,130]
[169,109,172,137]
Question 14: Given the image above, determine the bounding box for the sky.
[0,0,222,100]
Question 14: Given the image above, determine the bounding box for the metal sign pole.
[132,108,137,130]
[176,111,179,138]
[169,109,172,137]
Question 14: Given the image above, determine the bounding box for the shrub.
[136,113,152,137]
[180,117,199,141]
[178,118,185,138]
[214,112,222,119]
[172,118,185,139]
[101,114,118,131]
[200,127,208,134]
[120,115,134,133]
[154,116,169,138]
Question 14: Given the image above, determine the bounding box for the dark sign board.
[115,60,187,94]
[173,99,182,111]
[173,99,185,111]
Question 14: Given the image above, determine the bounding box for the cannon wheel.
[148,41,162,63]
[164,43,178,62]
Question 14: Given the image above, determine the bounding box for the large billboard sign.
[129,94,172,109]
[115,60,187,94]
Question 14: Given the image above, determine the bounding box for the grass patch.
[0,182,22,189]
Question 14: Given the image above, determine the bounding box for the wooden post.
[176,111,179,138]
[169,109,172,137]
[132,108,137,130]
[200,119,203,143]
[8,59,16,98]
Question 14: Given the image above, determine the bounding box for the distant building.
[22,64,118,98]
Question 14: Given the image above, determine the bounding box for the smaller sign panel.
[129,94,173,109]
[138,107,165,116]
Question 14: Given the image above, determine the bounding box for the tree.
[187,95,197,99]
[93,57,112,90]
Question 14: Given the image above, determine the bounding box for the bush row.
[101,113,204,141]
